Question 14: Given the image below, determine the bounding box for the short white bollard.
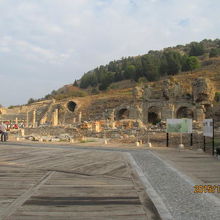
[21,129,25,137]
[70,138,75,143]
[178,144,184,151]
[146,142,152,148]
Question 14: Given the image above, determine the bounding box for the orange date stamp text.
[194,185,220,193]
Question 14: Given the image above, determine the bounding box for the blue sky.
[0,0,220,106]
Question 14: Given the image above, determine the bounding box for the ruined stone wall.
[2,77,218,127]
[140,77,216,124]
[24,127,79,137]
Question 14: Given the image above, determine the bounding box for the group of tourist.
[0,123,8,142]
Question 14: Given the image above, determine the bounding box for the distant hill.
[25,39,220,105]
[78,39,220,90]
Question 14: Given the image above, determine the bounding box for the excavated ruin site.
[1,75,220,220]
[1,75,220,148]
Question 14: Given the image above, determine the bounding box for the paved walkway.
[129,149,220,220]
[1,141,220,219]
[0,143,159,220]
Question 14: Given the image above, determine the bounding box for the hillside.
[2,55,220,127]
[77,39,220,92]
[23,39,220,105]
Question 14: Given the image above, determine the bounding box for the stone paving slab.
[130,150,220,220]
[0,143,160,220]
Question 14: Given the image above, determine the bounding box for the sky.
[0,0,220,106]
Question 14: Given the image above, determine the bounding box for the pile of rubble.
[17,133,99,144]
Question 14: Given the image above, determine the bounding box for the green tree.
[141,55,160,81]
[27,98,35,105]
[209,48,220,58]
[160,51,182,76]
[182,56,200,72]
[124,64,136,80]
[73,80,78,87]
[98,71,115,90]
[80,73,97,88]
[44,94,52,99]
[113,72,121,82]
[91,88,99,94]
[189,42,205,56]
[215,92,220,102]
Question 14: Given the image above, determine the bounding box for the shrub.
[215,92,220,102]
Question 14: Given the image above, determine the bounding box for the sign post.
[212,120,215,156]
[166,133,169,147]
[166,118,192,149]
[190,133,193,146]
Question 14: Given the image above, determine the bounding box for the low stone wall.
[24,127,79,137]
[23,127,205,149]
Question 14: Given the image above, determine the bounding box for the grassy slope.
[56,57,220,103]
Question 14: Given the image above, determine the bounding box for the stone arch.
[176,106,194,119]
[67,101,77,112]
[148,106,161,124]
[117,108,129,120]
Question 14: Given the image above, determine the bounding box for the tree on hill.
[141,55,160,81]
[73,80,78,87]
[124,64,136,80]
[78,39,219,90]
[80,73,98,88]
[98,71,115,90]
[182,56,200,73]
[27,98,35,105]
[209,48,220,58]
[160,51,182,75]
[189,42,205,56]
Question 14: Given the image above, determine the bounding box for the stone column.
[110,109,115,122]
[26,112,29,128]
[53,109,59,126]
[78,112,82,123]
[111,121,116,129]
[95,121,101,132]
[15,117,18,125]
[33,110,36,128]
[21,129,25,137]
[142,102,148,124]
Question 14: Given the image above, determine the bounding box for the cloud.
[0,0,220,106]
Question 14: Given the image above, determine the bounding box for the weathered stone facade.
[130,77,216,124]
[0,77,217,127]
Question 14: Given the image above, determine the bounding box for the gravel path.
[130,151,220,220]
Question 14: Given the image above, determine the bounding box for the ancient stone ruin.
[0,77,218,143]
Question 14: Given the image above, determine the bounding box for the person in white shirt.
[0,123,8,141]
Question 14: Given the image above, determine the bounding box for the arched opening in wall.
[117,108,129,120]
[148,112,160,124]
[0,110,2,115]
[176,107,194,119]
[67,101,77,112]
[148,106,161,124]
